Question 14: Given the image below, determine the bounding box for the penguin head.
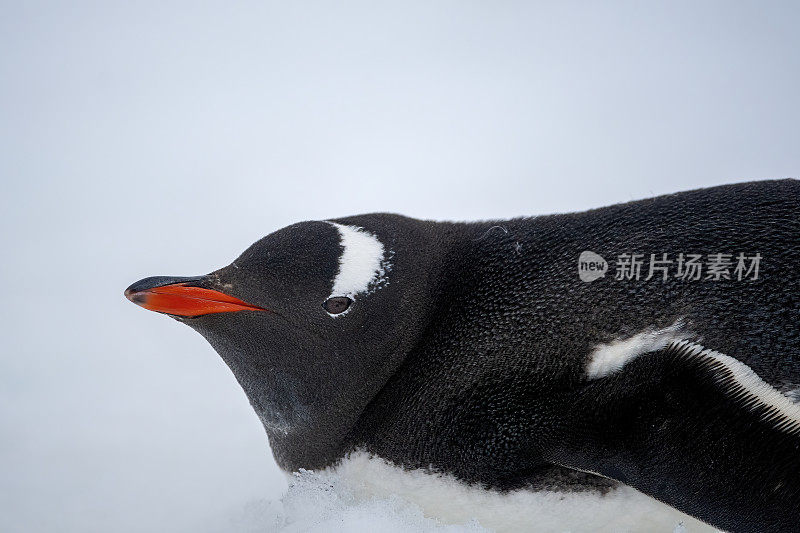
[125,214,441,469]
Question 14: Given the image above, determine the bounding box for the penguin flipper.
[546,340,800,533]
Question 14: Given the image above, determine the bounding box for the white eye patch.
[325,222,389,315]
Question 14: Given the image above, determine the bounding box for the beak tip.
[125,289,148,306]
[125,275,205,308]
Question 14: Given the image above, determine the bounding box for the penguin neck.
[348,218,569,482]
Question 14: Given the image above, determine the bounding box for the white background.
[1,1,798,531]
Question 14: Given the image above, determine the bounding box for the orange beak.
[125,281,266,317]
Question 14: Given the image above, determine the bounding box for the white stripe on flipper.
[586,322,685,379]
[669,340,800,436]
[325,222,388,315]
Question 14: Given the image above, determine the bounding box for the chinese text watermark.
[578,252,761,282]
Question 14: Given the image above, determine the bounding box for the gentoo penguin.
[126,179,799,532]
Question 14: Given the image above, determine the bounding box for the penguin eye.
[323,296,352,315]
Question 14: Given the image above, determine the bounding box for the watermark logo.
[578,251,609,282]
[578,251,761,282]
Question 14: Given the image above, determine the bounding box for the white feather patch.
[317,451,715,532]
[325,222,388,315]
[586,322,685,379]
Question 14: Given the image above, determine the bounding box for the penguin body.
[127,179,800,532]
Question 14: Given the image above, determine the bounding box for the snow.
[225,469,487,533]
[207,465,712,533]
